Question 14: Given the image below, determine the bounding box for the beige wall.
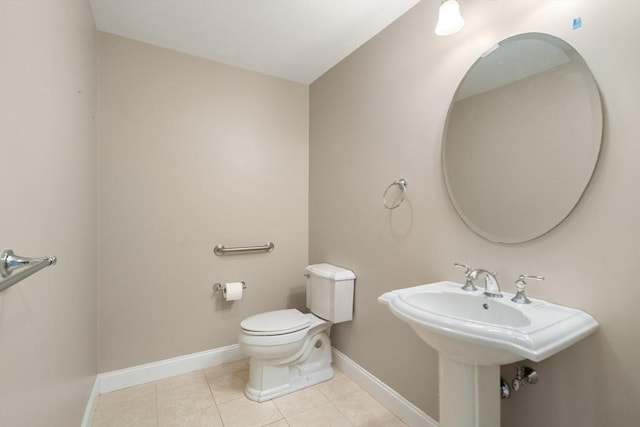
[97,33,309,372]
[310,1,640,426]
[0,1,97,426]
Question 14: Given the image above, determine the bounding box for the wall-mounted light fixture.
[435,0,465,36]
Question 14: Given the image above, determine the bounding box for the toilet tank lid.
[241,309,311,334]
[305,263,356,280]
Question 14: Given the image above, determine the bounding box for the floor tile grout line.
[325,395,356,427]
[270,395,286,427]
[154,383,159,427]
[316,380,397,427]
[157,373,220,425]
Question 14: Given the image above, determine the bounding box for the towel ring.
[383,178,408,209]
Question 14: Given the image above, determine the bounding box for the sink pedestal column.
[439,354,500,427]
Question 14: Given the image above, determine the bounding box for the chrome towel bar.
[0,249,57,293]
[213,242,274,256]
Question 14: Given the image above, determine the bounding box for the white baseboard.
[332,348,439,427]
[98,344,245,394]
[80,376,100,427]
[81,344,244,426]
[82,345,436,427]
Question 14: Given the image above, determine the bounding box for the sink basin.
[378,281,599,365]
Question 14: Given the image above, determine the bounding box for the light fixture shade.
[435,0,465,36]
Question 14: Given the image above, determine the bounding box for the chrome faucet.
[470,269,502,298]
[453,263,478,292]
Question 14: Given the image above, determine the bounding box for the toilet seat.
[241,309,311,336]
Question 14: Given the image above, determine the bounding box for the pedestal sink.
[378,281,598,427]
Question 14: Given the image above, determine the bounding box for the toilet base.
[244,331,334,402]
[245,364,334,402]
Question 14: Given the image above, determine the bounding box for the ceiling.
[89,0,423,84]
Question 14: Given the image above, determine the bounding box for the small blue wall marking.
[572,17,583,30]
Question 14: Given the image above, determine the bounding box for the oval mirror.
[442,32,602,244]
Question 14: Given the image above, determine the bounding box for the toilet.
[238,263,355,402]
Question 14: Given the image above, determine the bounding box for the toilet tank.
[305,263,355,323]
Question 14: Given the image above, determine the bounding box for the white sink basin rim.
[378,281,598,365]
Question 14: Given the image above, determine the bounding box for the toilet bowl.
[238,263,355,402]
[239,309,333,401]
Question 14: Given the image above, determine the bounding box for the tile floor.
[90,359,408,427]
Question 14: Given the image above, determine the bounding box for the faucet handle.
[453,263,478,291]
[453,262,471,274]
[511,274,544,304]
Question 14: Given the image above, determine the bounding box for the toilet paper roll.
[223,282,243,301]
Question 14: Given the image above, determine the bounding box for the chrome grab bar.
[213,242,274,256]
[0,249,57,293]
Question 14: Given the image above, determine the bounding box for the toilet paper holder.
[212,281,247,293]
